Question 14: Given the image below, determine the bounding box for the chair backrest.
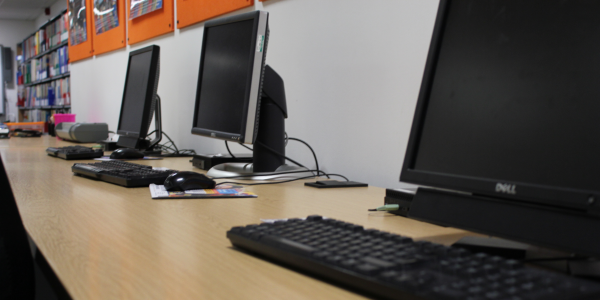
[0,154,34,299]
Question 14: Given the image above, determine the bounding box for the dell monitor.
[401,0,600,262]
[191,11,308,178]
[116,45,162,155]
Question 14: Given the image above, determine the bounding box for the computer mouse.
[164,171,216,191]
[110,148,145,159]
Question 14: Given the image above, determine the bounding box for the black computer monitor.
[401,0,600,259]
[116,45,162,154]
[191,11,307,178]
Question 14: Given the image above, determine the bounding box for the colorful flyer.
[149,184,258,199]
[68,0,88,46]
[129,0,163,20]
[94,0,119,35]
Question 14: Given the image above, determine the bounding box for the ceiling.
[0,0,59,21]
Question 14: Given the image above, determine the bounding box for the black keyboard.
[227,215,600,300]
[47,146,104,160]
[72,160,177,187]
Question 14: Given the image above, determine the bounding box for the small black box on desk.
[383,188,417,217]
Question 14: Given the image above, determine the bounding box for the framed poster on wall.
[68,0,94,62]
[176,0,253,29]
[92,0,127,55]
[127,0,174,44]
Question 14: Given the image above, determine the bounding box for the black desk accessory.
[304,180,368,188]
[383,188,416,217]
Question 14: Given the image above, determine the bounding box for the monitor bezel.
[191,10,268,144]
[116,45,160,140]
[400,0,599,213]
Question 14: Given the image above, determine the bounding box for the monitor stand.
[206,66,314,180]
[116,95,163,156]
[453,236,600,278]
[207,163,312,180]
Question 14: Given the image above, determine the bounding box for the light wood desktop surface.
[0,136,472,300]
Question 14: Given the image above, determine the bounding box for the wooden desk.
[1,136,471,299]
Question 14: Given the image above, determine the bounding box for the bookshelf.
[16,9,71,123]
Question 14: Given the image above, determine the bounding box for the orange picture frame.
[176,0,254,29]
[92,0,126,55]
[127,0,174,45]
[68,0,95,62]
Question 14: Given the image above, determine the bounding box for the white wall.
[0,19,36,122]
[35,0,68,29]
[70,0,440,189]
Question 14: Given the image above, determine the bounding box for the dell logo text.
[496,183,516,195]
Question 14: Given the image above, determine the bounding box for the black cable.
[288,137,325,179]
[146,130,196,157]
[161,132,179,153]
[320,173,349,181]
[254,140,308,169]
[224,141,236,158]
[235,137,333,179]
[238,143,253,152]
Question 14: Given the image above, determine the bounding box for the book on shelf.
[17,46,69,85]
[19,109,52,123]
[21,11,69,62]
[18,77,70,107]
[19,108,68,124]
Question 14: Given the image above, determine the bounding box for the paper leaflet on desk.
[149,184,257,199]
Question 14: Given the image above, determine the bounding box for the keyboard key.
[363,256,396,268]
